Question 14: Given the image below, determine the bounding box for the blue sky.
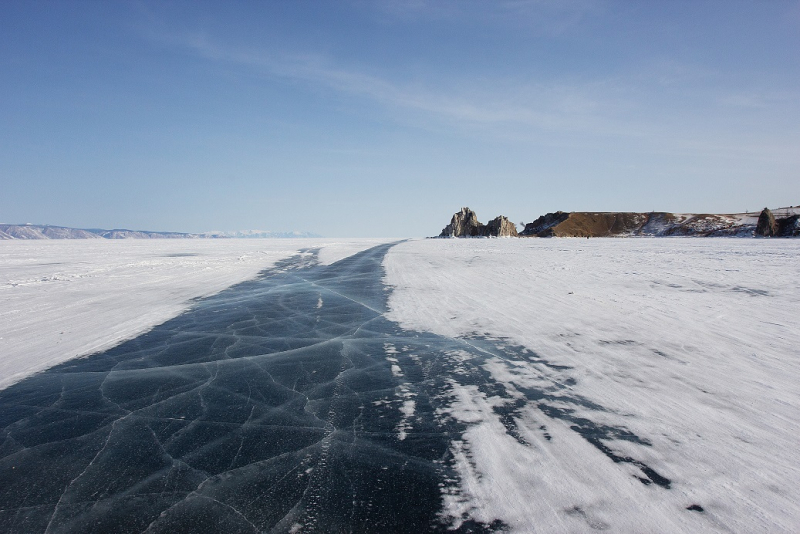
[1,1,798,236]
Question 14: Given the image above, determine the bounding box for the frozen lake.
[1,238,799,532]
[0,238,392,389]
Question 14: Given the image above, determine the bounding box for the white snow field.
[0,238,392,389]
[384,238,800,533]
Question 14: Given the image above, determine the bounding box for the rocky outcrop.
[778,214,800,237]
[484,216,519,237]
[439,208,518,237]
[521,212,653,237]
[439,206,800,239]
[755,207,800,237]
[440,207,483,237]
[756,208,778,237]
[520,211,570,236]
[518,209,800,238]
[440,206,800,239]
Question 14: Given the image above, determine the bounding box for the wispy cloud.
[164,33,639,138]
[152,28,799,161]
[365,0,603,35]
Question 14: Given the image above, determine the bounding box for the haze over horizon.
[2,1,799,237]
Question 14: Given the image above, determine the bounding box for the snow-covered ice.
[316,238,400,265]
[384,237,800,532]
[0,238,392,389]
[2,236,799,531]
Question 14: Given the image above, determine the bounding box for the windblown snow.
[384,238,800,532]
[2,236,798,531]
[0,238,392,389]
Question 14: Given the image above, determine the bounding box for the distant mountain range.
[0,224,321,240]
[199,230,321,239]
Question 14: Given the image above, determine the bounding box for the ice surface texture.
[0,238,394,390]
[2,240,796,532]
[384,238,800,532]
[1,244,494,532]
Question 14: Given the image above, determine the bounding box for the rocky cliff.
[488,206,800,237]
[521,212,652,237]
[439,208,518,237]
[756,208,778,237]
[520,211,570,236]
[518,207,800,238]
[484,216,519,237]
[440,207,483,237]
[778,215,800,237]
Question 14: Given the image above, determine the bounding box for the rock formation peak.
[756,208,778,237]
[440,207,482,237]
[439,208,518,237]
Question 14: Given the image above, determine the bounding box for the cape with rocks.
[437,207,800,238]
[439,208,518,237]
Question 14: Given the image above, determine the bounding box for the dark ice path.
[0,243,671,533]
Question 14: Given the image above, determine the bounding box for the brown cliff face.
[519,210,797,237]
[522,212,650,237]
[553,212,650,237]
[520,212,570,236]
